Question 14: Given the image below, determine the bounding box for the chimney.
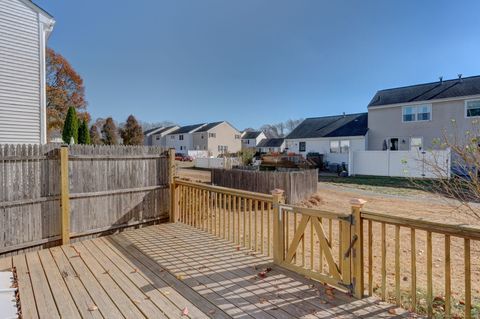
[458,74,463,82]
[439,76,443,84]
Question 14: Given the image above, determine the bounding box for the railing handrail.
[174,178,274,202]
[280,203,350,220]
[362,209,480,240]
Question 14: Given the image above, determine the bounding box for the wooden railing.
[170,174,479,318]
[361,210,480,319]
[174,179,274,256]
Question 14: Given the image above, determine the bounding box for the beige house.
[192,121,241,157]
[368,75,480,151]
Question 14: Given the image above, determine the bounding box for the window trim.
[401,104,432,123]
[299,141,306,152]
[465,99,480,118]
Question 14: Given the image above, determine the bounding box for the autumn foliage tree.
[101,117,119,145]
[120,115,144,145]
[89,124,102,145]
[46,48,90,136]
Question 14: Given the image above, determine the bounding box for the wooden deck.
[0,223,413,318]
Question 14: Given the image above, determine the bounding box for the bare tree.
[420,119,480,219]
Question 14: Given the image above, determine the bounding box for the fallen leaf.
[88,305,98,312]
[258,271,267,279]
[182,307,189,316]
[388,308,397,315]
[130,268,138,273]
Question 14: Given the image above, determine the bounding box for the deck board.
[1,223,413,318]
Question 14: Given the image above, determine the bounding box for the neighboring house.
[144,125,179,147]
[368,75,480,151]
[192,121,241,157]
[0,0,55,144]
[241,131,267,150]
[284,113,368,164]
[166,123,205,153]
[256,138,285,153]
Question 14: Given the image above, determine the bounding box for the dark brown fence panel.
[211,168,318,204]
[0,144,168,255]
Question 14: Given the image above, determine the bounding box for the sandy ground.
[301,183,480,317]
[176,167,480,316]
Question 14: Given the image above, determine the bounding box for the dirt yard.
[301,182,480,317]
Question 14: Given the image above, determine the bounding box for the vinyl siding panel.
[0,0,41,144]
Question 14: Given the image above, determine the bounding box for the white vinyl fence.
[188,150,208,159]
[195,157,241,169]
[349,149,451,178]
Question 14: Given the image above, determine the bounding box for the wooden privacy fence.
[171,179,480,318]
[210,168,318,204]
[0,144,169,255]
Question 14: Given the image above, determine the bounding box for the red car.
[175,153,193,162]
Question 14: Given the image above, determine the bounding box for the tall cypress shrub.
[62,106,78,144]
[78,120,91,144]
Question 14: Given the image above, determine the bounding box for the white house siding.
[0,0,45,144]
[165,133,193,153]
[285,136,367,164]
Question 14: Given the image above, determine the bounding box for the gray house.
[368,75,480,151]
[0,0,55,144]
[284,113,368,165]
[143,125,179,147]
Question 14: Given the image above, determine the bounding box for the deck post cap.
[271,189,284,195]
[350,198,367,207]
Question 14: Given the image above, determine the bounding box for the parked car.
[175,153,193,162]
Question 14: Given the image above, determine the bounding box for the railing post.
[60,146,70,245]
[168,148,177,223]
[272,189,285,265]
[351,198,367,299]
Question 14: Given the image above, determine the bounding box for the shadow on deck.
[0,223,414,318]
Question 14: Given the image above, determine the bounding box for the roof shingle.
[285,113,368,139]
[368,75,480,107]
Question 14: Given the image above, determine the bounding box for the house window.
[179,135,184,140]
[247,140,250,144]
[466,100,480,117]
[155,136,160,140]
[330,141,339,153]
[235,134,240,139]
[340,140,350,153]
[218,145,228,152]
[170,135,175,139]
[209,133,216,138]
[299,142,306,152]
[402,105,431,122]
[410,137,423,150]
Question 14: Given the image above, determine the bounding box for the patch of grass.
[318,175,436,192]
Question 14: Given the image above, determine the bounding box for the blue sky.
[36,0,480,130]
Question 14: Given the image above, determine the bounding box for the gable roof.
[242,131,263,139]
[285,113,368,139]
[194,121,224,133]
[169,123,206,135]
[368,75,480,107]
[257,138,285,148]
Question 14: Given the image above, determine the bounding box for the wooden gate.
[271,190,364,297]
